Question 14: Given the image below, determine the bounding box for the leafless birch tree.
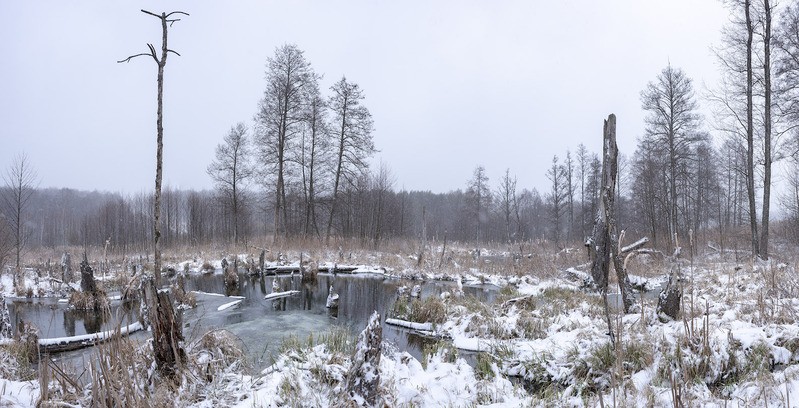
[207,123,253,244]
[256,44,316,243]
[326,76,375,243]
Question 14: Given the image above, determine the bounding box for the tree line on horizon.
[3,1,799,267]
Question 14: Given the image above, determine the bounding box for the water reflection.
[182,273,497,371]
[6,298,136,338]
[5,272,497,372]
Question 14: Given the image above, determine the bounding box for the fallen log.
[217,299,243,311]
[263,264,360,274]
[39,321,144,354]
[264,290,300,300]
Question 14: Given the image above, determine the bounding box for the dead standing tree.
[118,9,189,382]
[587,114,637,341]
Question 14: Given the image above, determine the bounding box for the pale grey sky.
[0,1,728,194]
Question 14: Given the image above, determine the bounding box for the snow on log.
[217,299,243,311]
[385,318,434,332]
[191,291,246,299]
[264,290,300,300]
[39,321,144,354]
[621,237,650,254]
[452,336,492,352]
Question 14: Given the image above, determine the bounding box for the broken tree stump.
[61,252,73,283]
[144,277,186,382]
[346,311,382,406]
[657,247,684,322]
[79,254,97,294]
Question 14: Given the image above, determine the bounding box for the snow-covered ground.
[180,252,799,407]
[3,245,799,406]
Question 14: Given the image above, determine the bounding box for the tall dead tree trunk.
[118,8,189,382]
[590,115,618,291]
[589,114,636,327]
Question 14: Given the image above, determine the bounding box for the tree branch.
[117,52,156,64]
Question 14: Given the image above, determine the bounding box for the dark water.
[7,298,139,338]
[5,273,497,371]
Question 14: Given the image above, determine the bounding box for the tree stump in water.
[70,254,108,311]
[144,277,186,382]
[80,254,97,294]
[346,311,382,406]
[61,252,73,283]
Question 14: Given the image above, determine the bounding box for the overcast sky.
[0,1,729,195]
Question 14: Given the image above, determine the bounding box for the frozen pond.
[5,273,498,372]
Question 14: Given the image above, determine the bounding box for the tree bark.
[590,115,619,292]
[589,114,635,315]
[745,0,760,257]
[760,0,773,260]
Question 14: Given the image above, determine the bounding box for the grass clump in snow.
[0,341,36,381]
[278,327,354,357]
[475,352,496,380]
[421,340,458,369]
[391,296,448,325]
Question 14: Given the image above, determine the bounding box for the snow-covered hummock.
[410,284,421,298]
[0,378,39,407]
[345,311,382,406]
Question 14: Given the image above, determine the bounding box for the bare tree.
[207,123,253,244]
[255,44,316,243]
[466,165,492,250]
[118,9,188,281]
[118,8,188,382]
[776,0,799,124]
[640,64,702,251]
[1,153,37,288]
[576,144,590,239]
[760,0,774,259]
[564,150,575,242]
[546,156,568,245]
[299,85,330,239]
[497,169,518,243]
[326,76,375,243]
